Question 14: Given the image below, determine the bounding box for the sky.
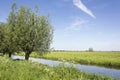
[0,0,120,51]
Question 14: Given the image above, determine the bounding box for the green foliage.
[0,3,53,59]
[0,3,19,57]
[14,5,53,60]
[0,56,112,80]
[0,22,5,53]
[0,22,8,54]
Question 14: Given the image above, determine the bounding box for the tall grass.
[0,56,112,80]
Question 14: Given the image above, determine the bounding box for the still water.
[12,55,120,80]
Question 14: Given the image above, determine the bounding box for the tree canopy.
[0,3,53,60]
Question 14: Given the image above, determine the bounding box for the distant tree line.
[52,49,94,52]
[0,3,53,60]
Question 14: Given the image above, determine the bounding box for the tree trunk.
[25,52,30,60]
[3,52,5,55]
[9,52,12,58]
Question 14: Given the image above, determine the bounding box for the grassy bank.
[0,56,112,80]
[43,51,120,68]
[25,51,120,68]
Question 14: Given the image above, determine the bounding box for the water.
[12,55,120,80]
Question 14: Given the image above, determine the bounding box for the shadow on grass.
[13,58,24,61]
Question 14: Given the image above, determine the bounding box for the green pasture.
[36,51,120,68]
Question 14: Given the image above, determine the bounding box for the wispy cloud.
[73,0,96,18]
[65,17,88,31]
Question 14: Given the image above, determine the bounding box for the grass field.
[31,51,120,68]
[17,51,120,68]
[0,56,112,80]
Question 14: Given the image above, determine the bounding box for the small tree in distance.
[88,48,93,52]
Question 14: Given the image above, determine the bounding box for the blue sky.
[0,0,120,51]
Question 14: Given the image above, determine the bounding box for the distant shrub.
[88,48,93,52]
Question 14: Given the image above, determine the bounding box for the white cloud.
[65,17,87,31]
[73,0,96,18]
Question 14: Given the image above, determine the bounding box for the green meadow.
[28,51,120,68]
[0,56,112,80]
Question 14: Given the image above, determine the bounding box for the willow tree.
[6,3,19,57]
[0,22,6,54]
[16,6,53,60]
